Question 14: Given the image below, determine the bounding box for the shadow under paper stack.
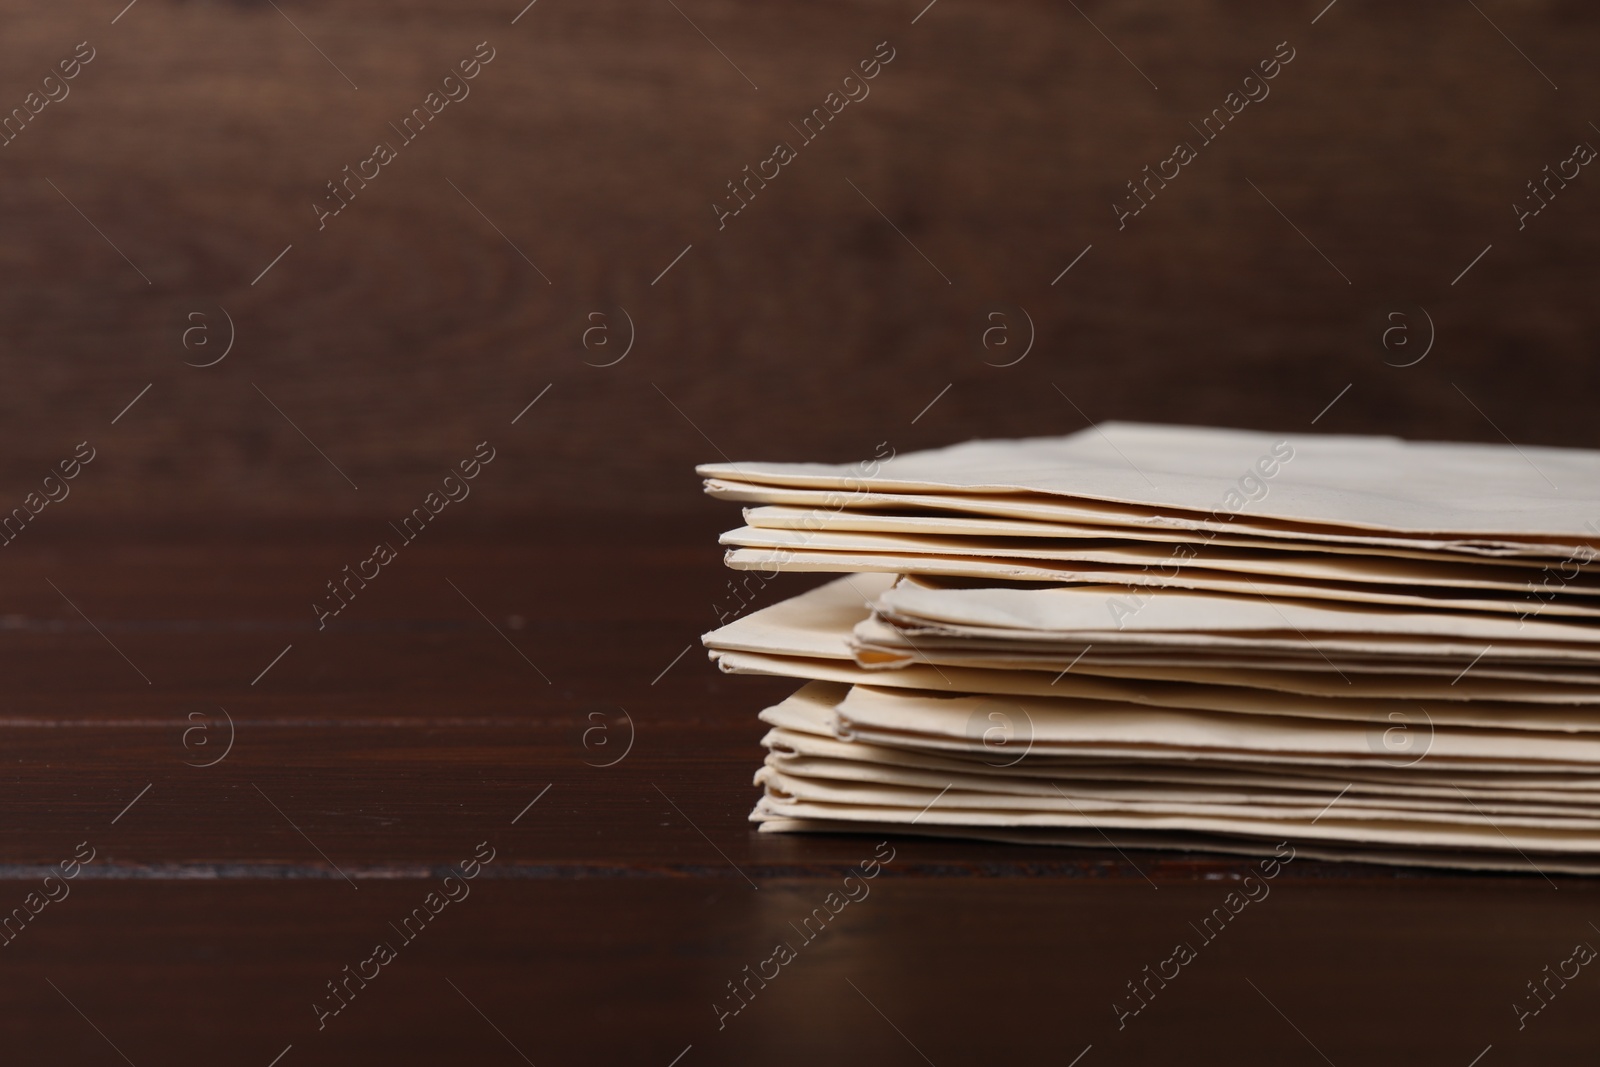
[699,423,1600,874]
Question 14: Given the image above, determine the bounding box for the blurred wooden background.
[2,0,1597,518]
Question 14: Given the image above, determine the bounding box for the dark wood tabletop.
[5,0,1600,1062]
[0,514,1593,1066]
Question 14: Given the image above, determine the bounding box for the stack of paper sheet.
[699,423,1600,873]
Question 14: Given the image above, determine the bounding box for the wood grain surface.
[2,0,1598,517]
[4,0,1600,1063]
[2,518,1598,1065]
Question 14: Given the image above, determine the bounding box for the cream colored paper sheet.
[740,505,1586,570]
[722,524,1600,596]
[716,645,1600,705]
[701,422,1600,540]
[704,576,1600,708]
[763,725,1600,803]
[852,614,1600,665]
[752,817,1600,875]
[832,686,1600,768]
[724,547,1600,617]
[711,480,1588,559]
[876,576,1600,641]
[758,765,1600,827]
[751,791,1600,853]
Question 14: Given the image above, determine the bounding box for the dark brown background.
[5,0,1599,516]
[2,0,1598,1064]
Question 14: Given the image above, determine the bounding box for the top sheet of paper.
[698,422,1600,538]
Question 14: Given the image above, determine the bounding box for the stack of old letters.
[700,423,1600,873]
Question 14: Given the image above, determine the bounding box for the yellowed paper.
[701,422,1600,541]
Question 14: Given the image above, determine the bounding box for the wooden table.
[0,516,1592,1065]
